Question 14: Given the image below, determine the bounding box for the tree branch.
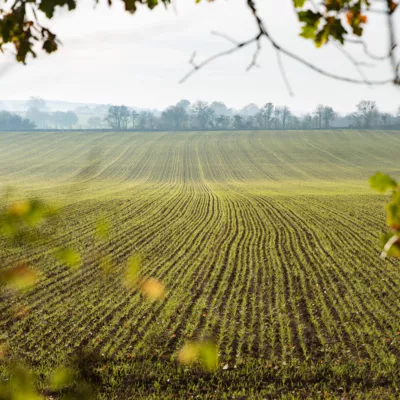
[180,0,398,87]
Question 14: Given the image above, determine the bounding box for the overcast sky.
[0,0,399,113]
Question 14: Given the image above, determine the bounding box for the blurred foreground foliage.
[369,172,400,258]
[0,188,217,399]
[0,0,397,66]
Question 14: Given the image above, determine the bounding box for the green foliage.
[178,341,219,371]
[0,197,58,244]
[95,217,110,239]
[0,0,170,63]
[55,248,81,269]
[293,0,370,47]
[369,172,398,193]
[49,367,73,390]
[0,365,43,400]
[370,172,400,258]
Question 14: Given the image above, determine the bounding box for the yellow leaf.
[140,278,165,300]
[178,343,199,365]
[9,200,31,217]
[1,265,39,292]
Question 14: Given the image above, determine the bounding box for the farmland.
[1,130,400,399]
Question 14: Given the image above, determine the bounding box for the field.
[1,130,400,399]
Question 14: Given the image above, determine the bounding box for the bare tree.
[356,100,379,128]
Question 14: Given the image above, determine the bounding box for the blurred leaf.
[50,367,73,390]
[0,364,43,400]
[9,201,31,217]
[124,254,142,287]
[0,265,39,292]
[56,248,81,269]
[95,217,110,239]
[140,278,165,300]
[177,340,218,371]
[380,233,400,258]
[198,341,218,372]
[177,343,198,365]
[369,172,397,193]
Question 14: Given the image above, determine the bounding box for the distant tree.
[314,104,325,129]
[26,97,46,110]
[105,105,129,130]
[355,100,379,128]
[280,106,292,129]
[232,114,243,129]
[26,107,50,129]
[87,116,103,129]
[137,111,148,130]
[191,101,215,130]
[215,115,231,129]
[64,111,78,128]
[262,103,274,129]
[273,107,283,129]
[322,106,337,128]
[146,113,158,130]
[161,105,188,130]
[131,110,139,130]
[176,99,191,111]
[255,103,274,129]
[74,106,92,114]
[244,115,256,129]
[240,103,259,117]
[0,110,35,130]
[210,101,231,116]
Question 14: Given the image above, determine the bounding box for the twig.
[275,49,294,97]
[180,0,397,86]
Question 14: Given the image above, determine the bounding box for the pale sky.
[0,0,399,113]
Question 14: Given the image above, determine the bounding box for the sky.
[0,0,399,114]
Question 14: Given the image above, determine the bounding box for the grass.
[1,130,400,399]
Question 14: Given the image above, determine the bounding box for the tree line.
[1,98,400,131]
[104,100,400,131]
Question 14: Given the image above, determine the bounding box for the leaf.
[386,202,400,228]
[124,254,142,287]
[140,278,165,300]
[369,172,397,193]
[9,200,31,217]
[56,248,81,269]
[198,341,218,372]
[0,265,39,292]
[177,340,218,371]
[50,367,73,390]
[293,0,306,7]
[298,10,322,27]
[38,0,77,19]
[95,217,110,239]
[177,343,198,365]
